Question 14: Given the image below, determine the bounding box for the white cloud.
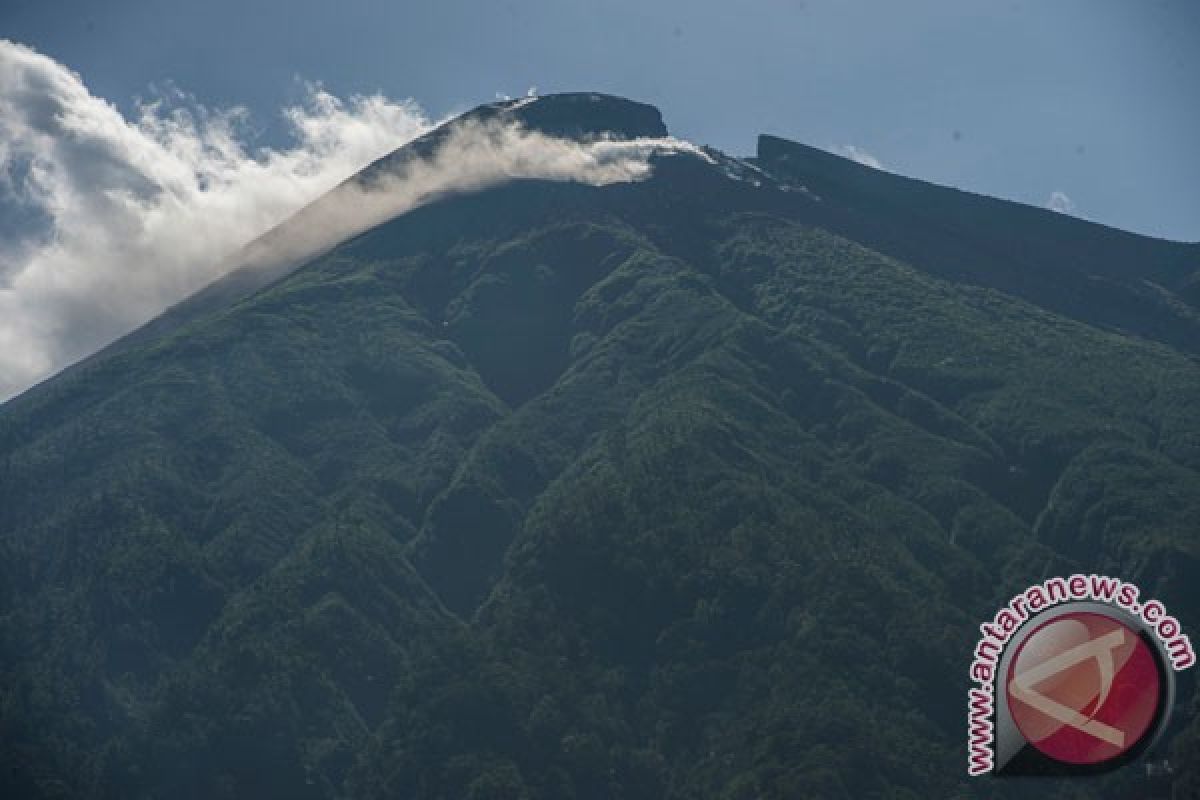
[0,41,706,401]
[834,144,885,170]
[1045,190,1077,215]
[0,39,431,399]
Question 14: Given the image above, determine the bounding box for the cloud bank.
[0,40,432,399]
[0,41,704,400]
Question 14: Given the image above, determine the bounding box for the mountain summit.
[432,92,669,141]
[355,93,672,186]
[2,94,1198,800]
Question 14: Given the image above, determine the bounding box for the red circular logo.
[1005,611,1161,765]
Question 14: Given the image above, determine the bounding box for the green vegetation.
[1,104,1198,798]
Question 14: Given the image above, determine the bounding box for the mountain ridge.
[11,93,1197,412]
[5,94,671,406]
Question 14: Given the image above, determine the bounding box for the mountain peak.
[479,92,668,140]
[349,92,669,191]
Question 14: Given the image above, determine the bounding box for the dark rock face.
[503,92,669,140]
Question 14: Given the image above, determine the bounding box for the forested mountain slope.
[2,94,1197,800]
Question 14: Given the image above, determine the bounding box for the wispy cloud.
[237,116,711,283]
[1045,190,1077,215]
[834,144,885,170]
[0,40,430,399]
[0,41,704,400]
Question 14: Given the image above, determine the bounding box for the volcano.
[2,93,1198,800]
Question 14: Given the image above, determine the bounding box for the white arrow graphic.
[1008,627,1127,748]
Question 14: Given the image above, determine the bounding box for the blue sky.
[4,0,1198,242]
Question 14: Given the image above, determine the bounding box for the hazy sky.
[3,0,1197,242]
